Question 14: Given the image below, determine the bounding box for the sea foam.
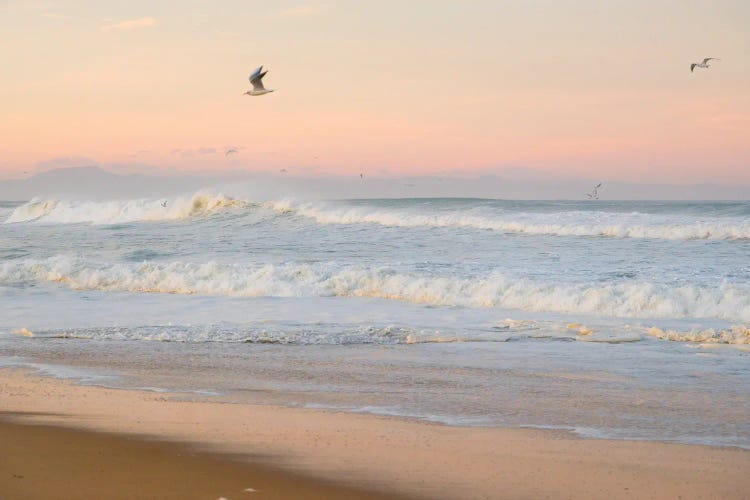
[646,325,750,344]
[266,200,750,240]
[6,193,750,241]
[4,193,245,224]
[3,256,749,322]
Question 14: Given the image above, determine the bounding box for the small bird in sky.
[279,168,287,173]
[244,66,274,96]
[586,182,603,200]
[161,201,168,208]
[225,147,238,157]
[691,57,720,72]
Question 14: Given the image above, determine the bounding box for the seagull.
[360,173,363,179]
[279,168,287,173]
[691,58,720,72]
[225,147,238,157]
[586,182,602,200]
[161,200,168,208]
[244,66,274,96]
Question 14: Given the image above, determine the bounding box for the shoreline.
[2,367,750,499]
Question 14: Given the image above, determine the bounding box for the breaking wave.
[3,256,750,321]
[267,200,750,240]
[4,193,246,224]
[5,193,750,241]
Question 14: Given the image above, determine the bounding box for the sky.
[1,0,749,184]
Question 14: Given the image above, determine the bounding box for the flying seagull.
[586,182,603,200]
[691,58,720,72]
[244,66,274,96]
[225,147,238,157]
[161,200,168,208]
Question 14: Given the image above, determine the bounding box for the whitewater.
[6,193,750,240]
[2,193,749,447]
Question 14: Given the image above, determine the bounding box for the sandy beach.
[0,418,407,500]
[2,368,749,500]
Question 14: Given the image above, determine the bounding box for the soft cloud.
[275,4,327,18]
[171,147,218,158]
[101,17,156,33]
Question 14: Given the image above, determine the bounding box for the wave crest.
[4,193,245,224]
[3,256,750,321]
[7,194,750,241]
[265,200,750,240]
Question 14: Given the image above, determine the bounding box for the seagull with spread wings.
[244,66,274,96]
[691,58,720,72]
[586,182,603,200]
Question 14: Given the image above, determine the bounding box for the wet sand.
[2,368,750,499]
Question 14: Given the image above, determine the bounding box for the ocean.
[1,194,749,447]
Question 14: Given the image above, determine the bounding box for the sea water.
[1,195,749,447]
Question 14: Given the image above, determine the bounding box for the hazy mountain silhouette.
[1,166,749,201]
[0,166,203,200]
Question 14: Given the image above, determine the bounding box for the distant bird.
[691,57,720,72]
[279,168,287,173]
[225,147,238,157]
[244,66,274,96]
[161,200,168,208]
[360,173,363,179]
[586,182,603,200]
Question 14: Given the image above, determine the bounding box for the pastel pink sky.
[1,0,749,182]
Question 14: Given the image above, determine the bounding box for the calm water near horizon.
[1,195,749,447]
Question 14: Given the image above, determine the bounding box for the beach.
[4,1,750,497]
[2,197,750,498]
[0,418,400,500]
[2,368,750,499]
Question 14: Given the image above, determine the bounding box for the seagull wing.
[249,66,267,91]
[690,63,697,72]
[595,182,602,188]
[248,66,263,83]
[702,57,719,64]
